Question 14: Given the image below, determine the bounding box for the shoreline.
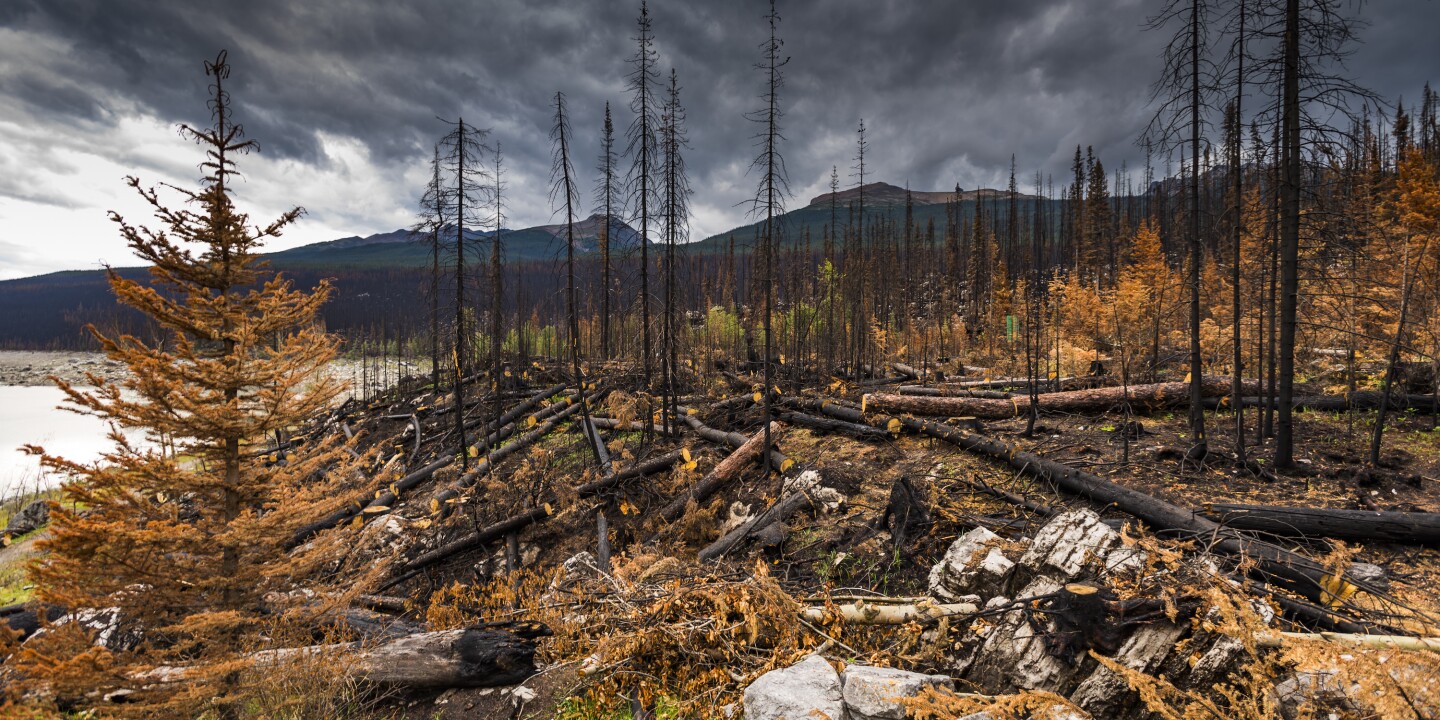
[0,350,427,398]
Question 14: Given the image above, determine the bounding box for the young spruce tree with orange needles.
[13,51,368,716]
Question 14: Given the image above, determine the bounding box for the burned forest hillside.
[3,1,1440,720]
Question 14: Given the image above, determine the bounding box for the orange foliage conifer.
[13,51,369,716]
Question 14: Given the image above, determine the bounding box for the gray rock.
[841,665,953,720]
[1017,509,1144,582]
[929,526,1015,601]
[744,654,847,720]
[5,499,49,536]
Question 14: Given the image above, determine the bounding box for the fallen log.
[700,489,813,562]
[355,594,409,615]
[287,387,577,548]
[1203,504,1440,546]
[1202,392,1440,414]
[677,408,791,473]
[865,376,1259,419]
[795,600,1440,653]
[799,600,980,626]
[898,385,1014,399]
[659,422,785,523]
[457,382,568,439]
[135,625,539,690]
[387,451,685,582]
[780,411,892,441]
[891,362,920,379]
[584,416,683,437]
[430,397,591,513]
[798,397,1371,610]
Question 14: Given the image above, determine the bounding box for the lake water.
[0,385,150,498]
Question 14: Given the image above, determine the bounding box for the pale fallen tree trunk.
[799,600,980,625]
[865,377,1259,419]
[898,385,1013,399]
[133,626,538,691]
[1203,504,1440,546]
[659,422,785,523]
[796,601,1440,653]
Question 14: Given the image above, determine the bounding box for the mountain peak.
[807,182,1032,208]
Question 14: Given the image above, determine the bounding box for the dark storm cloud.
[1,0,1436,239]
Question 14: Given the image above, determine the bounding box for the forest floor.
[300,359,1440,719]
[9,356,1440,718]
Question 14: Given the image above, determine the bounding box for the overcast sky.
[0,0,1435,280]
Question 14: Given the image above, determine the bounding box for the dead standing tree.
[1250,0,1374,467]
[660,69,692,434]
[746,1,790,479]
[414,143,446,392]
[1144,0,1220,468]
[625,1,661,392]
[595,102,620,361]
[437,118,490,469]
[551,92,606,468]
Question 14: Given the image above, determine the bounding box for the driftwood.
[1203,504,1440,545]
[659,422,785,523]
[865,377,1260,419]
[796,397,1372,610]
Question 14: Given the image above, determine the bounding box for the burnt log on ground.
[288,385,578,547]
[865,377,1259,419]
[659,422,786,523]
[1202,392,1440,414]
[779,410,892,441]
[699,487,813,562]
[0,601,64,641]
[431,395,597,513]
[584,416,683,437]
[677,409,791,473]
[794,396,1379,614]
[385,450,685,583]
[135,625,541,691]
[454,382,569,440]
[1202,504,1440,545]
